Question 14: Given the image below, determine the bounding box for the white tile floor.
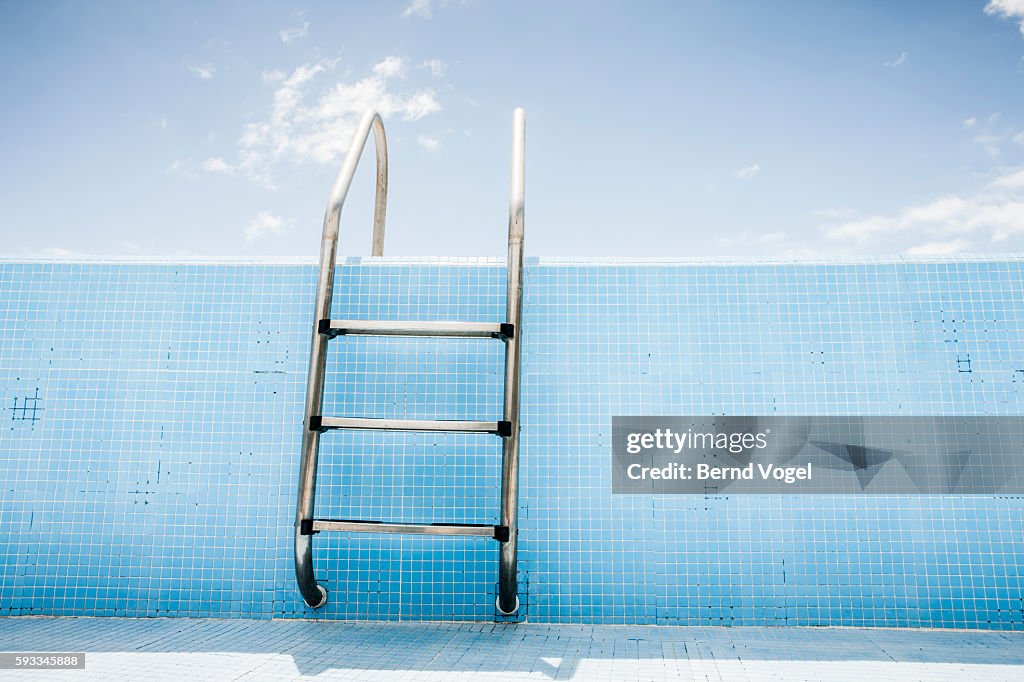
[0,617,1022,681]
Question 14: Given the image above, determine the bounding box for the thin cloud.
[968,112,1015,157]
[884,51,908,68]
[813,207,857,220]
[402,0,434,18]
[975,134,1003,158]
[232,56,442,187]
[279,21,309,44]
[759,231,787,244]
[416,134,441,151]
[990,167,1024,189]
[401,92,442,119]
[43,247,76,258]
[422,59,447,76]
[188,63,216,80]
[734,164,760,180]
[201,157,234,175]
[715,231,788,248]
[261,69,286,83]
[963,117,977,128]
[824,166,1024,248]
[401,0,467,19]
[373,56,407,79]
[906,238,972,256]
[245,211,293,242]
[166,158,195,177]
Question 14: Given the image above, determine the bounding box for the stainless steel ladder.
[294,108,525,615]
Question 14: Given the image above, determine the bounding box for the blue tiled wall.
[0,257,1022,628]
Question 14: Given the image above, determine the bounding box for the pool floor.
[0,617,1022,680]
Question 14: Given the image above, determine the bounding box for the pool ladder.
[294,108,525,615]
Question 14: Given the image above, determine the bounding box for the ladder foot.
[496,594,519,615]
[306,584,328,609]
[295,531,327,608]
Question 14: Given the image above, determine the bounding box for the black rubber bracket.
[493,525,511,542]
[318,319,343,338]
[497,420,513,437]
[499,323,515,340]
[299,519,319,535]
[308,415,325,432]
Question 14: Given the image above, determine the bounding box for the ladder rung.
[303,519,509,541]
[310,416,512,437]
[319,319,513,340]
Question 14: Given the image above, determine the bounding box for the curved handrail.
[294,109,389,608]
[321,110,389,256]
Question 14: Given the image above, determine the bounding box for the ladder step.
[319,319,513,340]
[310,416,512,437]
[302,519,510,541]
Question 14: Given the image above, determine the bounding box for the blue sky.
[3,0,1024,259]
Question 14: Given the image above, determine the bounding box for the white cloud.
[188,63,216,80]
[824,167,1024,247]
[401,91,442,120]
[734,164,760,180]
[372,56,406,79]
[245,211,293,242]
[279,21,309,44]
[416,134,440,151]
[159,115,168,130]
[201,157,234,175]
[963,117,977,128]
[233,56,442,187]
[826,215,896,240]
[884,51,908,68]
[990,167,1024,189]
[402,0,433,18]
[422,59,447,76]
[986,0,1024,35]
[906,238,973,256]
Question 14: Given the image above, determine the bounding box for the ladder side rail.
[295,110,388,609]
[497,107,525,615]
